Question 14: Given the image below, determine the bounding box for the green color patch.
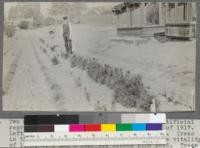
[116,124,132,131]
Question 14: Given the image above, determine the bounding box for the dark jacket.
[63,22,71,38]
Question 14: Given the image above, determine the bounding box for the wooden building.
[165,3,196,39]
[112,2,196,39]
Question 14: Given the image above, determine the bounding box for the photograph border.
[0,0,199,119]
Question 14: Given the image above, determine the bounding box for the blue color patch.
[132,123,146,131]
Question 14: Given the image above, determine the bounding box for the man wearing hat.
[63,16,72,54]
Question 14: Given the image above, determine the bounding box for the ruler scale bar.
[24,131,166,146]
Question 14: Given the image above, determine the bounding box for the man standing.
[63,16,72,54]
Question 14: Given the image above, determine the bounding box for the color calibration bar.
[25,123,163,132]
[24,114,166,146]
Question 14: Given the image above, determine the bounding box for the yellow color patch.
[101,124,116,132]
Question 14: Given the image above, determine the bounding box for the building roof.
[112,2,141,15]
[112,3,126,15]
[124,2,140,9]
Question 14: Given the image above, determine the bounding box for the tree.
[8,7,20,20]
[8,3,41,20]
[32,13,44,28]
[48,2,87,16]
[44,17,56,26]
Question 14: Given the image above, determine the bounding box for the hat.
[63,16,68,20]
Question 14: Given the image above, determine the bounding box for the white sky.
[4,2,118,18]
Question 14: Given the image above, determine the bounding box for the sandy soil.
[3,24,195,111]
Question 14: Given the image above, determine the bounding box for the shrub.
[32,18,43,28]
[44,17,56,26]
[39,38,45,44]
[43,49,46,53]
[32,14,44,28]
[51,56,59,65]
[68,54,153,111]
[4,24,15,38]
[18,21,29,30]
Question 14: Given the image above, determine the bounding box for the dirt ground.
[3,24,196,112]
